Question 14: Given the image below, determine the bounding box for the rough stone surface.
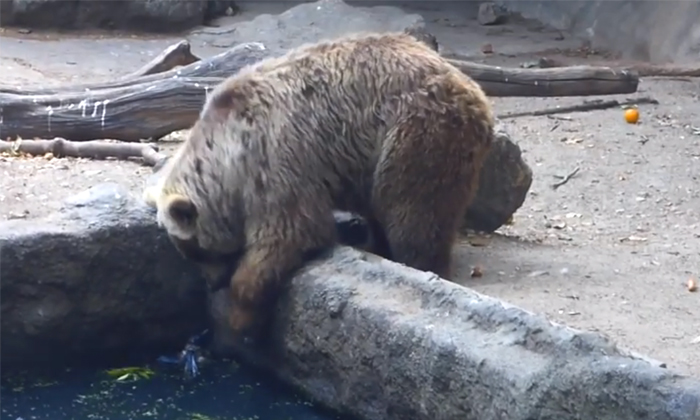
[211,247,700,420]
[0,183,209,368]
[190,0,428,55]
[477,2,508,26]
[464,122,532,233]
[0,0,237,32]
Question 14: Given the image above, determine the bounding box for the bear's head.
[153,189,243,291]
[144,127,247,291]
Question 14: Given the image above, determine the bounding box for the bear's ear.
[165,194,198,230]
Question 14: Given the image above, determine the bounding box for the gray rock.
[464,123,533,233]
[210,246,700,420]
[191,0,427,54]
[478,2,509,26]
[0,0,236,32]
[0,183,209,368]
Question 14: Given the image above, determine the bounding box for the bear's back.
[204,33,459,157]
[188,32,475,203]
[247,32,452,110]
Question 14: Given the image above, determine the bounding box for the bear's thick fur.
[144,32,495,334]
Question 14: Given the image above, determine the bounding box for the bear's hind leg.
[378,210,459,280]
[371,104,489,280]
[373,175,471,280]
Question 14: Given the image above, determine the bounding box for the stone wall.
[495,0,700,64]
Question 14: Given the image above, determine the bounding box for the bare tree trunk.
[448,59,639,97]
[0,42,272,142]
[537,56,700,77]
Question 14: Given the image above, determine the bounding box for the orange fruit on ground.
[624,108,640,124]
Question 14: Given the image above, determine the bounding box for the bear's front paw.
[230,263,261,305]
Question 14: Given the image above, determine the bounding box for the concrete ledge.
[212,247,700,420]
[0,183,371,368]
[0,184,209,367]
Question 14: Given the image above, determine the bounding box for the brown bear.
[144,31,495,335]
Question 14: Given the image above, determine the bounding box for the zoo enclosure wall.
[492,0,700,64]
[365,0,700,64]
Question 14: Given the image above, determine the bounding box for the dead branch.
[551,167,580,190]
[538,57,700,78]
[0,138,167,166]
[120,40,201,80]
[447,59,639,97]
[0,42,272,142]
[497,96,659,119]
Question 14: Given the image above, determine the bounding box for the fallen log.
[538,57,700,78]
[0,138,167,167]
[447,59,640,97]
[120,40,201,80]
[0,77,229,142]
[0,43,273,142]
[0,42,640,143]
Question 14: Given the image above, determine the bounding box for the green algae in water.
[1,360,346,420]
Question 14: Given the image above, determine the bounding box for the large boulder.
[190,0,429,55]
[464,122,533,233]
[0,0,237,32]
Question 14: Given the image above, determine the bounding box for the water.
[1,359,346,420]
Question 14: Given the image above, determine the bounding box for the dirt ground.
[2,3,699,377]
